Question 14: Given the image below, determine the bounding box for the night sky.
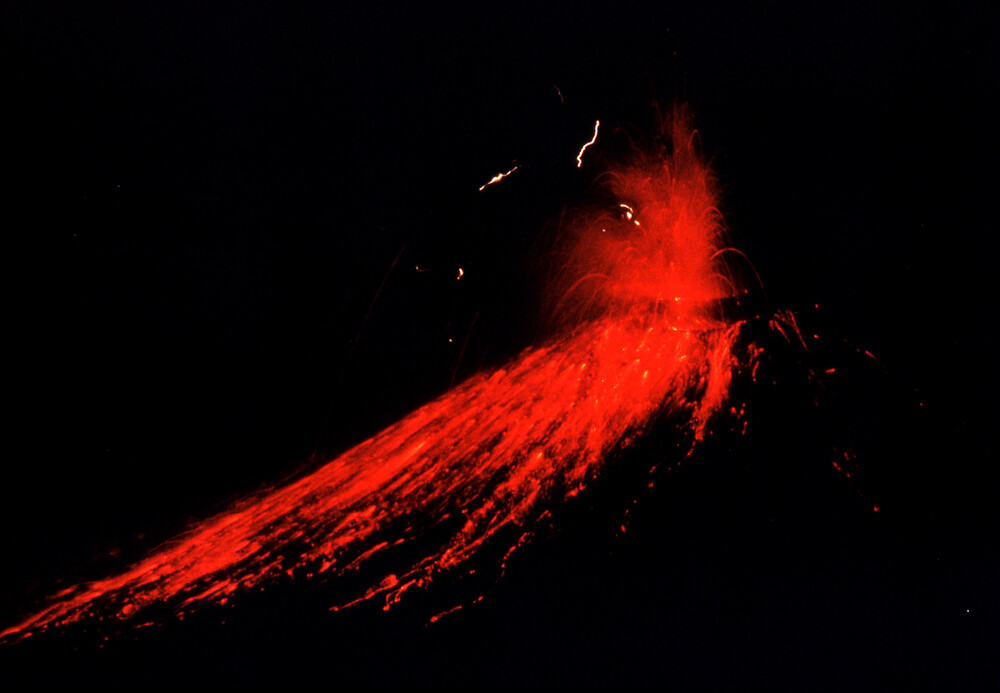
[3,2,998,689]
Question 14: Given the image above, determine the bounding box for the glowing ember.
[2,105,750,642]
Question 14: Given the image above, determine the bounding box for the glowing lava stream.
[3,107,749,641]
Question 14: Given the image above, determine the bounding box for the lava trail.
[3,107,749,641]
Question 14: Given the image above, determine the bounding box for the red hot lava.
[3,106,751,641]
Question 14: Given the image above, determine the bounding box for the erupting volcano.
[3,106,756,642]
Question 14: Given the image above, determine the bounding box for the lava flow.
[3,106,752,641]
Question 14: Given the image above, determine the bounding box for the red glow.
[2,106,750,641]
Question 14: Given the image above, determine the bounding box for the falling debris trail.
[479,165,519,191]
[576,119,600,168]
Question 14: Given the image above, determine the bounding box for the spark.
[554,84,565,103]
[619,203,641,226]
[576,119,600,168]
[478,165,519,192]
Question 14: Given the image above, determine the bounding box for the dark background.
[2,1,997,689]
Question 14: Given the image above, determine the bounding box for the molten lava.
[2,106,750,641]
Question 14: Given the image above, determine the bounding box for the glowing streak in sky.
[576,119,600,168]
[1,105,750,642]
[478,165,519,191]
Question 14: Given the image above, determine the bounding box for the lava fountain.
[2,105,753,641]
